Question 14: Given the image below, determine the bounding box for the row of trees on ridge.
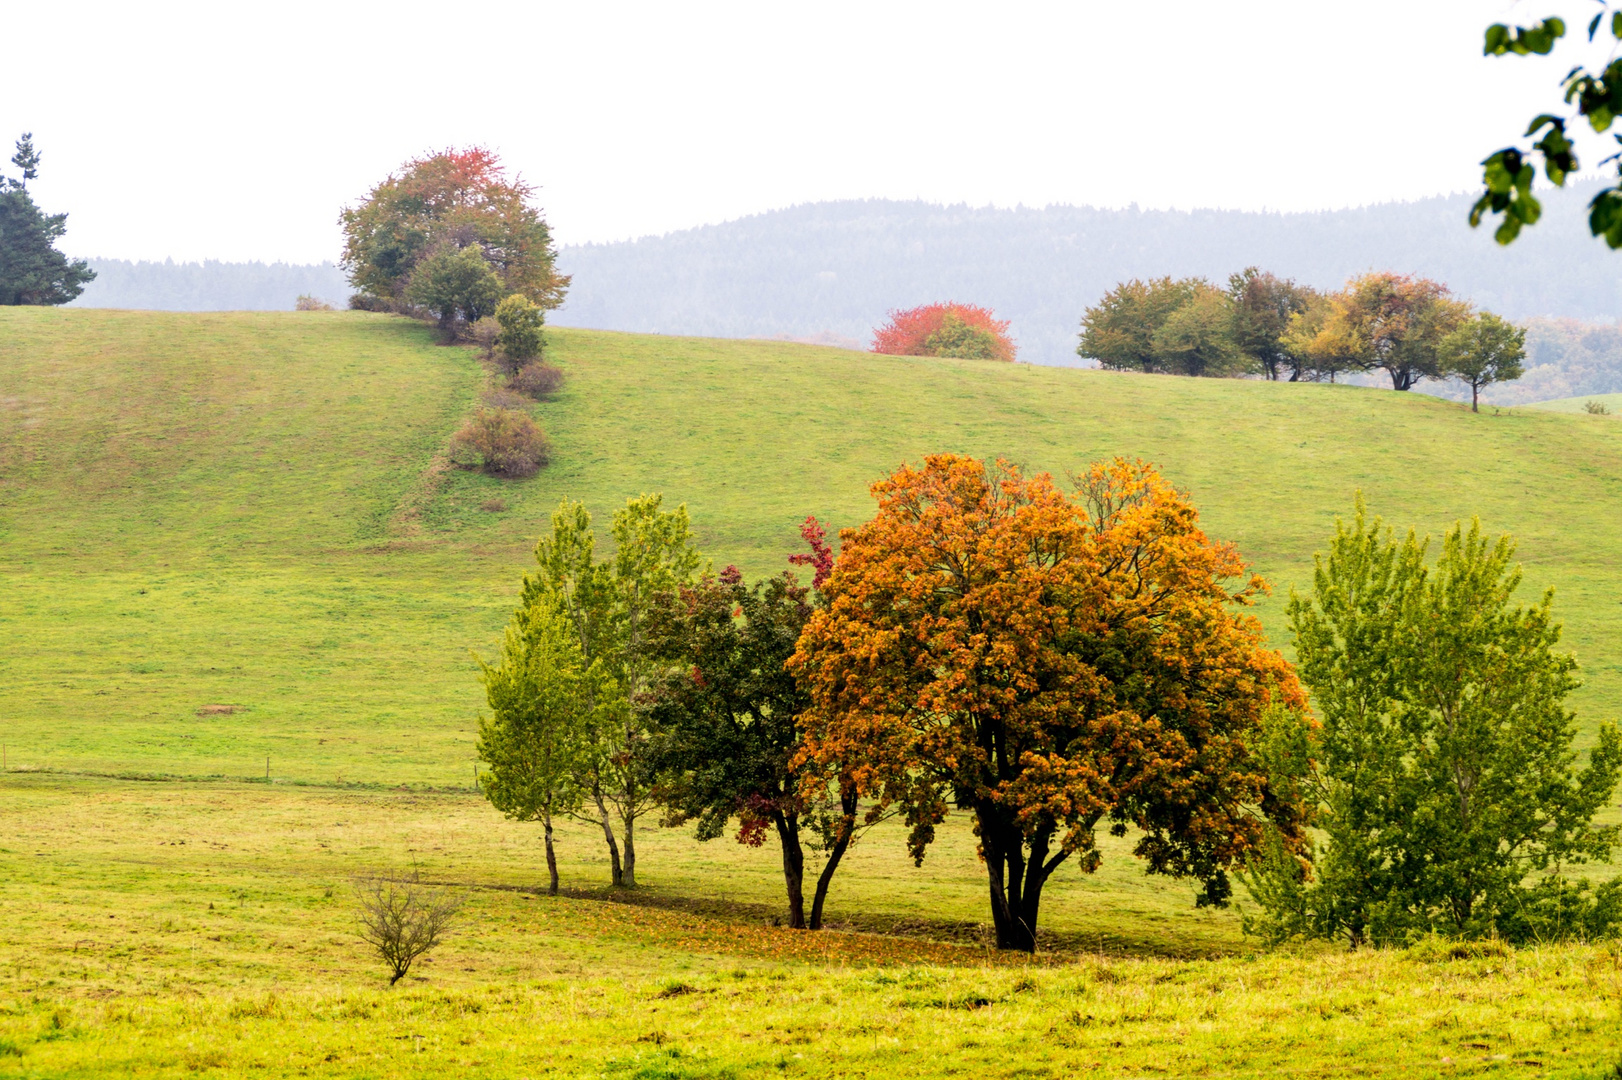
[476,459,1621,951]
[1079,269,1528,410]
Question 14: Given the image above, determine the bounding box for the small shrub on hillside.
[450,408,550,477]
[872,302,1016,362]
[347,293,393,312]
[294,294,335,312]
[467,316,501,358]
[495,293,545,367]
[1585,399,1612,415]
[509,361,564,399]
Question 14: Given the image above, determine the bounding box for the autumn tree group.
[476,456,1620,952]
[1078,269,1527,410]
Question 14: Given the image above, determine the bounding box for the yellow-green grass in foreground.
[1527,393,1622,415]
[2,774,1620,1079]
[4,309,1622,787]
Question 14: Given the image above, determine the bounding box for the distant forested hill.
[550,185,1622,374]
[73,260,350,311]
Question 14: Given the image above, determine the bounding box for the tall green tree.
[1078,276,1201,371]
[0,133,95,306]
[476,594,603,895]
[524,495,703,888]
[1244,501,1622,946]
[1228,268,1317,381]
[1151,284,1249,377]
[1440,312,1527,412]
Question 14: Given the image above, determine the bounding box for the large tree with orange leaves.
[789,455,1311,952]
[340,148,568,311]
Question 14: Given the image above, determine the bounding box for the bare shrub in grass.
[509,361,564,399]
[347,293,393,312]
[1585,399,1612,415]
[294,295,335,311]
[449,408,550,477]
[480,388,530,411]
[354,875,462,986]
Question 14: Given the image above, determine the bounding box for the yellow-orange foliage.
[789,454,1308,951]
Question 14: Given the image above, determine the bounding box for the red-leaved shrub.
[871,302,1016,362]
[450,408,550,477]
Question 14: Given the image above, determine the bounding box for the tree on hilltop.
[1078,276,1200,372]
[1289,273,1469,391]
[790,454,1312,952]
[0,133,95,306]
[1440,312,1527,412]
[340,148,568,315]
[1228,268,1318,381]
[872,302,1016,362]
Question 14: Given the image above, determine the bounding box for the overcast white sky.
[1,1,1602,262]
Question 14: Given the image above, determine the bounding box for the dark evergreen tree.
[1,133,95,306]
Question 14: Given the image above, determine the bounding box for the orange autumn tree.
[789,454,1311,952]
[871,302,1016,362]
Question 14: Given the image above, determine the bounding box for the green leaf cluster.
[1243,501,1622,947]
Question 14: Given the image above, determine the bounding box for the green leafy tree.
[476,594,603,894]
[1440,312,1527,412]
[524,495,703,888]
[495,293,545,366]
[340,147,568,308]
[406,245,504,329]
[0,133,95,306]
[1243,501,1622,946]
[921,310,1000,360]
[1151,284,1249,377]
[1228,268,1318,381]
[1078,276,1201,371]
[646,567,874,929]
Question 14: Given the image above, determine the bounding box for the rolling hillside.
[4,308,1622,787]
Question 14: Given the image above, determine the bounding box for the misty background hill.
[71,184,1622,402]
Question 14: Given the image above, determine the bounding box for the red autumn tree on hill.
[871,302,1016,362]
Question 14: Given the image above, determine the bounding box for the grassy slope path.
[3,310,1622,788]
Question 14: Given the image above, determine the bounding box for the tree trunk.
[1471,382,1480,412]
[977,806,1037,952]
[808,785,860,931]
[620,811,637,889]
[592,787,623,888]
[772,812,808,928]
[543,812,559,896]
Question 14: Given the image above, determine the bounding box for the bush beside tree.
[872,302,1016,362]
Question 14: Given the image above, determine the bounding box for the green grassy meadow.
[5,307,1622,1076]
[1528,392,1622,416]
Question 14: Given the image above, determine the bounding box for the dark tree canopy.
[0,133,95,306]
